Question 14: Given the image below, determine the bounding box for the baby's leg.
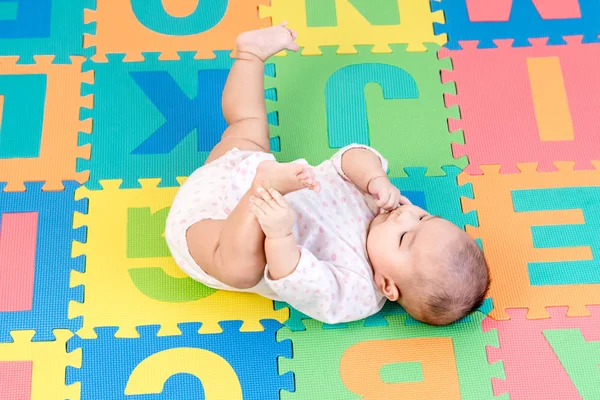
[205,22,299,164]
[187,24,305,289]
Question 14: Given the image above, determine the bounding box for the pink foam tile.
[442,37,600,174]
[0,361,32,400]
[482,306,600,398]
[0,213,38,312]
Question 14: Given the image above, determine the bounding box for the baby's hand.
[249,187,296,239]
[367,176,407,211]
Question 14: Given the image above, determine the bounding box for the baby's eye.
[400,233,406,244]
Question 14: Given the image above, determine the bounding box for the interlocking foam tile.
[0,0,93,63]
[70,181,287,338]
[278,312,504,399]
[268,45,466,177]
[442,38,600,174]
[459,163,600,320]
[391,166,478,230]
[0,182,85,342]
[83,0,269,62]
[66,320,292,400]
[0,56,92,191]
[275,297,493,332]
[0,330,80,400]
[483,307,600,399]
[77,53,234,190]
[432,0,600,49]
[260,0,446,55]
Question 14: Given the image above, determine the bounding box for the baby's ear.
[382,278,400,302]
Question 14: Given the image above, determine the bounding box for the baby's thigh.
[186,219,224,277]
[205,120,269,165]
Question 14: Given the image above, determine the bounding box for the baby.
[165,24,490,326]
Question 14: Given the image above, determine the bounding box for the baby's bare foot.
[236,21,300,61]
[254,161,320,195]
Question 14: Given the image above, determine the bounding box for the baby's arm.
[249,187,301,279]
[339,147,387,192]
[335,145,408,210]
[267,246,381,323]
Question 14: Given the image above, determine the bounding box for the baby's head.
[367,204,490,326]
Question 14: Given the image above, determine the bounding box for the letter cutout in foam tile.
[459,163,600,320]
[84,0,271,61]
[70,180,287,338]
[512,186,600,286]
[0,213,37,313]
[129,0,229,36]
[325,63,418,148]
[340,339,460,399]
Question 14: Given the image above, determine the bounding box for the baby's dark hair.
[418,239,490,326]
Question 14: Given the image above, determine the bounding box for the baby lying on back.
[165,24,490,325]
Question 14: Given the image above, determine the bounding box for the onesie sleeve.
[330,144,389,181]
[264,247,385,324]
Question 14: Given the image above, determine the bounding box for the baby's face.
[366,205,464,308]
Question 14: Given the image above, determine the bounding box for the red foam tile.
[0,361,32,400]
[483,306,600,398]
[447,38,600,174]
[0,213,38,312]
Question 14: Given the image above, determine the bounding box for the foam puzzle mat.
[0,0,599,398]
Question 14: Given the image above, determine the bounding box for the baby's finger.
[286,42,300,52]
[269,189,288,208]
[250,196,269,213]
[377,191,391,208]
[384,193,398,210]
[288,28,298,40]
[398,195,413,206]
[249,201,266,217]
[311,181,321,193]
[256,187,276,209]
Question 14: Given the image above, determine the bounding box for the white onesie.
[165,144,388,324]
